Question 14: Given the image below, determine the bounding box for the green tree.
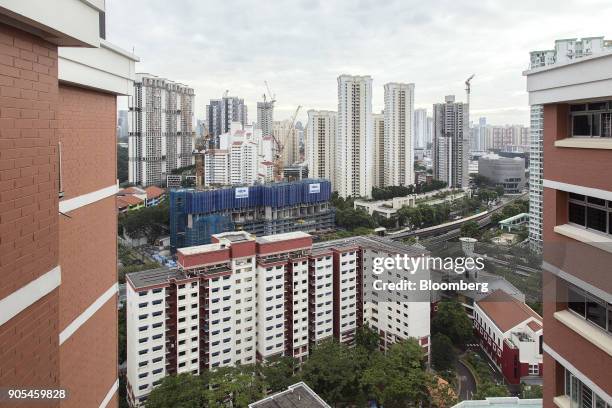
[431,300,473,346]
[431,333,456,372]
[491,212,504,225]
[460,221,480,238]
[301,340,362,405]
[145,373,207,408]
[355,324,380,353]
[521,384,543,398]
[473,381,510,399]
[119,201,169,244]
[361,340,430,408]
[207,366,265,408]
[259,355,298,394]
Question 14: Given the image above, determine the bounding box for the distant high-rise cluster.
[469,121,530,153]
[128,74,195,186]
[528,36,611,251]
[203,122,275,186]
[432,95,469,188]
[306,75,460,199]
[206,96,248,147]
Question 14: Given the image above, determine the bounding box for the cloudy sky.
[106,0,612,126]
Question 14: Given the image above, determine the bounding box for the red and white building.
[473,290,543,385]
[126,232,430,405]
[525,44,612,408]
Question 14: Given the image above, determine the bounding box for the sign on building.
[309,183,320,194]
[235,187,249,199]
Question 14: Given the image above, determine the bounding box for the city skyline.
[106,0,612,125]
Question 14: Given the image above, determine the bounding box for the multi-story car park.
[525,46,612,408]
[126,232,431,405]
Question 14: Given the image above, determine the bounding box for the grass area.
[118,243,160,283]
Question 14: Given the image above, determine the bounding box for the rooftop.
[145,186,165,199]
[257,231,311,244]
[214,231,254,243]
[476,289,542,333]
[313,235,428,257]
[126,267,181,290]
[452,397,542,408]
[177,243,224,255]
[249,382,330,408]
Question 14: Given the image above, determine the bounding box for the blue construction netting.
[174,179,331,214]
[169,179,332,250]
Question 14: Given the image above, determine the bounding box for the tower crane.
[264,81,276,106]
[272,105,301,180]
[465,74,475,105]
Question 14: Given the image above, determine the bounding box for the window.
[570,102,612,138]
[568,193,612,235]
[565,369,609,408]
[566,282,612,333]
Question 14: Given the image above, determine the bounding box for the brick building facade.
[0,2,137,407]
[525,48,612,408]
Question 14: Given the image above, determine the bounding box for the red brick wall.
[56,85,116,199]
[0,23,59,299]
[56,84,118,407]
[59,196,117,328]
[0,289,60,407]
[0,22,60,406]
[60,297,117,408]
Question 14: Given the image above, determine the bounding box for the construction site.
[169,179,335,250]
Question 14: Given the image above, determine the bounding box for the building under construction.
[169,179,335,250]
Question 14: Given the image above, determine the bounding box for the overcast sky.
[106,0,612,126]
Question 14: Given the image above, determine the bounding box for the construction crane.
[465,74,475,105]
[264,81,276,106]
[272,105,301,180]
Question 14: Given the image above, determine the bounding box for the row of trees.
[146,326,455,408]
[430,300,474,376]
[371,180,447,201]
[118,201,170,244]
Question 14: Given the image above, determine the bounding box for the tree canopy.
[431,333,456,372]
[118,201,169,244]
[431,300,473,347]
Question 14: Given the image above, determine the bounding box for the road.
[456,359,477,400]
